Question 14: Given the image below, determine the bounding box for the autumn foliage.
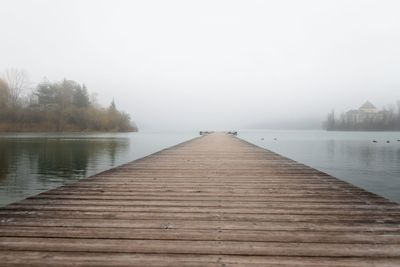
[0,72,137,132]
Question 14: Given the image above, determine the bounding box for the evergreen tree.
[73,84,90,108]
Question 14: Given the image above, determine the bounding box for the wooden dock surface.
[1,132,400,266]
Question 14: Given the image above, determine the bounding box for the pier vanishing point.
[1,132,400,266]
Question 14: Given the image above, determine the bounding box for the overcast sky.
[1,0,399,130]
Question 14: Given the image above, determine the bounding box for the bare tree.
[2,69,29,108]
[0,78,10,109]
[90,92,99,107]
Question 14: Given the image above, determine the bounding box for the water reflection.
[326,139,336,162]
[0,147,9,182]
[0,137,128,205]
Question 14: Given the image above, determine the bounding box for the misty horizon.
[1,0,400,130]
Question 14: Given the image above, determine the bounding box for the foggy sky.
[1,0,400,130]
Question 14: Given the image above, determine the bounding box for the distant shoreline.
[0,130,138,133]
[325,129,400,132]
[1,76,137,133]
[0,123,138,133]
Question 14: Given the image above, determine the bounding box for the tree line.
[0,69,137,132]
[324,101,400,131]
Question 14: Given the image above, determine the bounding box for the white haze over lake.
[1,0,400,130]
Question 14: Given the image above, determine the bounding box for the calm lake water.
[0,130,399,206]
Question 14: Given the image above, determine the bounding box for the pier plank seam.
[0,132,400,266]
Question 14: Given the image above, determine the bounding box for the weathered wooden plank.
[3,205,400,218]
[39,190,388,200]
[2,237,400,257]
[1,210,399,223]
[1,227,400,244]
[4,204,400,216]
[1,218,400,232]
[13,199,400,209]
[31,194,390,203]
[2,252,399,267]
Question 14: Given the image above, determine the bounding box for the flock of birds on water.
[372,139,400,144]
[259,138,400,144]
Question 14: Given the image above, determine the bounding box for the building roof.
[359,101,377,110]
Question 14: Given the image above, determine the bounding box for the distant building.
[325,100,399,131]
[345,101,387,124]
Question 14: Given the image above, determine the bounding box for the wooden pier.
[1,132,400,266]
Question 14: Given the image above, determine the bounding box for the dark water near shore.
[0,130,400,206]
